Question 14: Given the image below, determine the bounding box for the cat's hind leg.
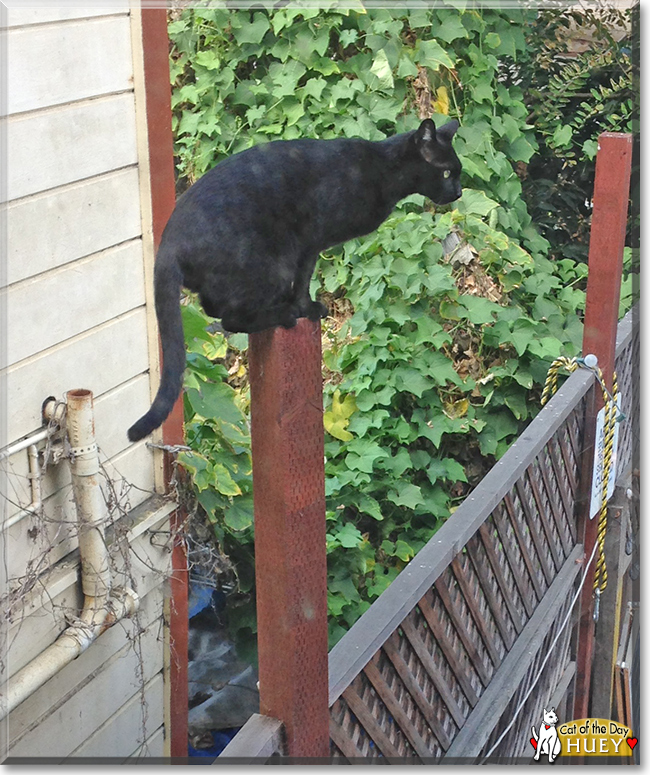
[292,253,328,320]
[198,292,222,320]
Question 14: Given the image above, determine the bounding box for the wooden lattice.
[614,308,639,480]
[328,309,639,762]
[327,323,632,762]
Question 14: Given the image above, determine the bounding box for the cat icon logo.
[530,708,562,762]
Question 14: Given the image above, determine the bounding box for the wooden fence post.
[139,7,188,758]
[573,132,633,719]
[249,318,330,757]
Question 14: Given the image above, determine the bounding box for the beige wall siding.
[6,240,146,366]
[8,15,134,115]
[5,309,150,442]
[5,7,121,28]
[2,6,171,760]
[7,93,139,201]
[7,168,142,285]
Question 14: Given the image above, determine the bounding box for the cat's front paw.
[305,300,329,320]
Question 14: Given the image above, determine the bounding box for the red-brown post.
[573,133,633,719]
[140,7,189,758]
[249,318,330,757]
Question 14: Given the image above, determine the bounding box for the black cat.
[128,118,462,442]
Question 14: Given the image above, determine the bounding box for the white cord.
[479,541,599,763]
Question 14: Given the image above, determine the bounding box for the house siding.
[1,6,172,760]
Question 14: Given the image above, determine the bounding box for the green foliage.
[169,6,634,648]
[517,4,639,264]
[177,299,257,649]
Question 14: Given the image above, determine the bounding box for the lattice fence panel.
[615,317,639,479]
[476,592,576,761]
[329,369,590,760]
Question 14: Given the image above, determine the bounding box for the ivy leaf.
[196,488,223,522]
[394,540,416,562]
[460,295,500,325]
[484,32,501,49]
[339,28,359,47]
[503,388,528,420]
[472,81,494,104]
[388,482,424,509]
[324,390,357,441]
[232,13,270,46]
[392,367,432,398]
[210,462,241,497]
[427,458,467,485]
[367,566,400,598]
[301,77,327,101]
[435,14,469,43]
[457,189,499,217]
[508,135,536,163]
[224,497,253,531]
[552,124,573,148]
[379,447,412,477]
[282,98,305,127]
[397,54,419,78]
[358,494,384,521]
[345,439,390,473]
[513,370,534,389]
[185,383,246,428]
[432,85,450,115]
[331,522,364,548]
[582,138,599,160]
[194,50,221,71]
[369,49,395,90]
[527,336,563,361]
[416,39,456,70]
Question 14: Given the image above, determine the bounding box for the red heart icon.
[627,738,638,750]
[530,738,538,750]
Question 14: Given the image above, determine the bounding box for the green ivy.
[168,5,635,650]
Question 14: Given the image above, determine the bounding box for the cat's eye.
[443,169,451,179]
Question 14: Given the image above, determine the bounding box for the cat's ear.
[414,119,437,162]
[437,119,459,145]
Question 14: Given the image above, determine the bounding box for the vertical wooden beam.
[139,5,188,758]
[249,318,330,757]
[573,132,632,719]
[590,486,631,719]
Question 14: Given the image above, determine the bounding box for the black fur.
[128,119,462,441]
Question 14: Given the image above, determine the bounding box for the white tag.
[589,395,621,519]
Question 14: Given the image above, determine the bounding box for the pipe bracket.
[69,442,98,459]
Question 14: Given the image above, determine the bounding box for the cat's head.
[411,118,462,205]
[543,708,559,725]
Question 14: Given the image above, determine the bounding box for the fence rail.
[327,305,638,761]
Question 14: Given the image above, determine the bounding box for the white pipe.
[1,397,65,532]
[1,445,43,533]
[0,390,139,720]
[27,445,42,516]
[0,589,138,718]
[65,389,112,602]
[0,397,65,462]
[0,429,50,462]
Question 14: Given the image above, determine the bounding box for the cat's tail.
[531,726,538,741]
[127,248,185,442]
